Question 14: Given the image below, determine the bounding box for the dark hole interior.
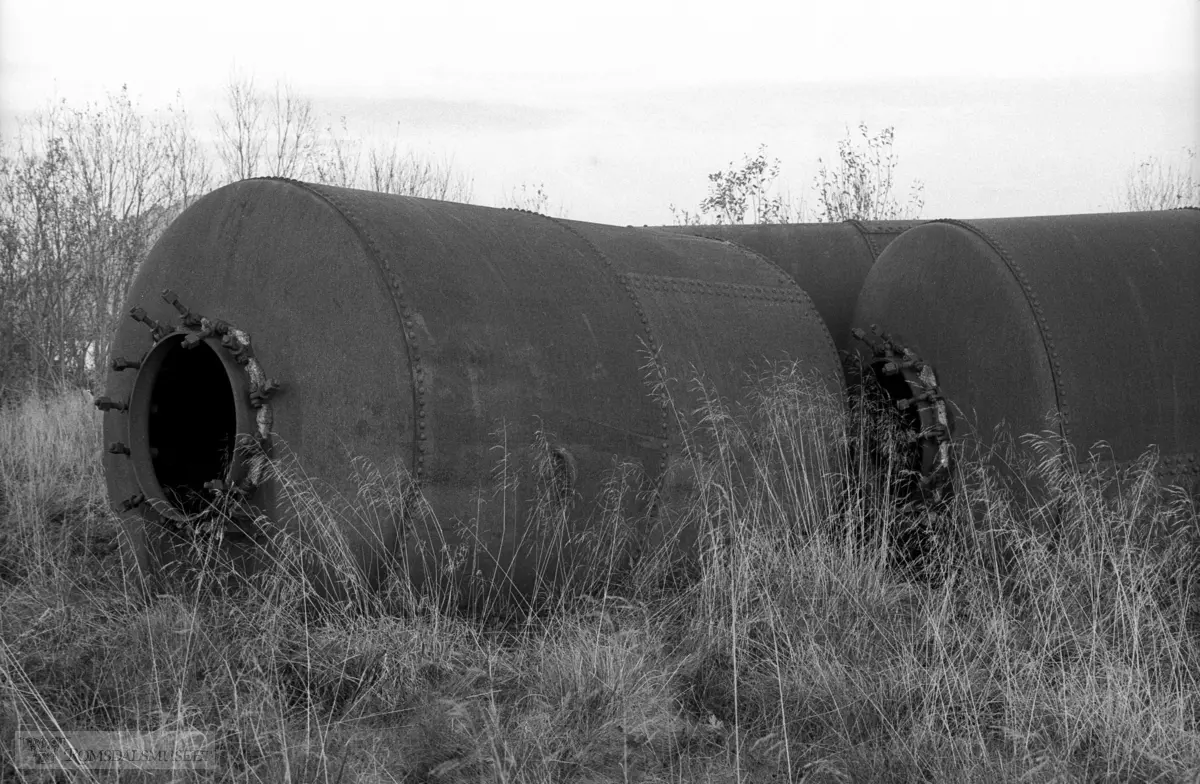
[878,370,917,413]
[148,340,236,515]
[876,370,922,472]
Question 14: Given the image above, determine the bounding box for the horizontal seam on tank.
[506,209,670,478]
[861,223,922,234]
[621,272,816,303]
[694,235,843,390]
[264,178,429,480]
[932,218,1069,441]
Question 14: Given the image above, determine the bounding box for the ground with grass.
[1,372,1198,783]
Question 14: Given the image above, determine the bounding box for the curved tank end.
[852,211,1200,501]
[102,178,417,597]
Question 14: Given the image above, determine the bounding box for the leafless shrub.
[215,73,475,203]
[0,88,209,392]
[497,182,569,217]
[1120,148,1199,211]
[364,140,474,202]
[671,144,802,225]
[813,122,924,222]
[214,73,317,181]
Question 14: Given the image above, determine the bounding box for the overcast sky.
[2,0,1197,224]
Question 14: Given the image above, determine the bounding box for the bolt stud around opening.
[162,289,202,328]
[129,307,170,342]
[182,323,214,349]
[94,396,128,413]
[107,441,131,456]
[111,355,142,372]
[116,313,278,533]
[250,378,280,407]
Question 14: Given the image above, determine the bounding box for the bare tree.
[66,89,168,380]
[268,81,317,179]
[162,93,213,208]
[216,76,475,202]
[311,117,362,188]
[214,74,318,182]
[0,148,26,394]
[2,77,478,393]
[214,73,267,181]
[364,141,474,202]
[310,124,475,202]
[0,125,84,389]
[812,123,924,222]
[0,88,208,391]
[1120,149,1198,211]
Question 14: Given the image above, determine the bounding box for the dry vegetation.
[1119,149,1199,213]
[2,364,1198,783]
[0,78,474,395]
[2,80,1198,782]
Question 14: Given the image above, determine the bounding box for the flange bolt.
[250,378,280,407]
[129,307,170,342]
[94,396,128,413]
[161,289,202,328]
[182,321,215,349]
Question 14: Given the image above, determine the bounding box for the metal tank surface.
[661,221,922,351]
[99,178,844,602]
[851,210,1200,497]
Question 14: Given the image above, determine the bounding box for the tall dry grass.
[1,367,1198,782]
[0,385,115,586]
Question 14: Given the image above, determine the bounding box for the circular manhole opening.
[127,334,251,520]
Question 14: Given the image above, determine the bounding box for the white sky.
[2,0,1197,223]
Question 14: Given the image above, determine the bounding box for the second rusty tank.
[851,209,1200,498]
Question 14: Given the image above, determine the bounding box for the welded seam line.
[847,220,885,259]
[621,272,813,302]
[509,209,670,477]
[276,179,429,479]
[703,236,842,384]
[935,219,1069,440]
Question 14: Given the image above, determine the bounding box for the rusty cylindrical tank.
[851,210,1200,499]
[661,221,922,352]
[100,179,844,602]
